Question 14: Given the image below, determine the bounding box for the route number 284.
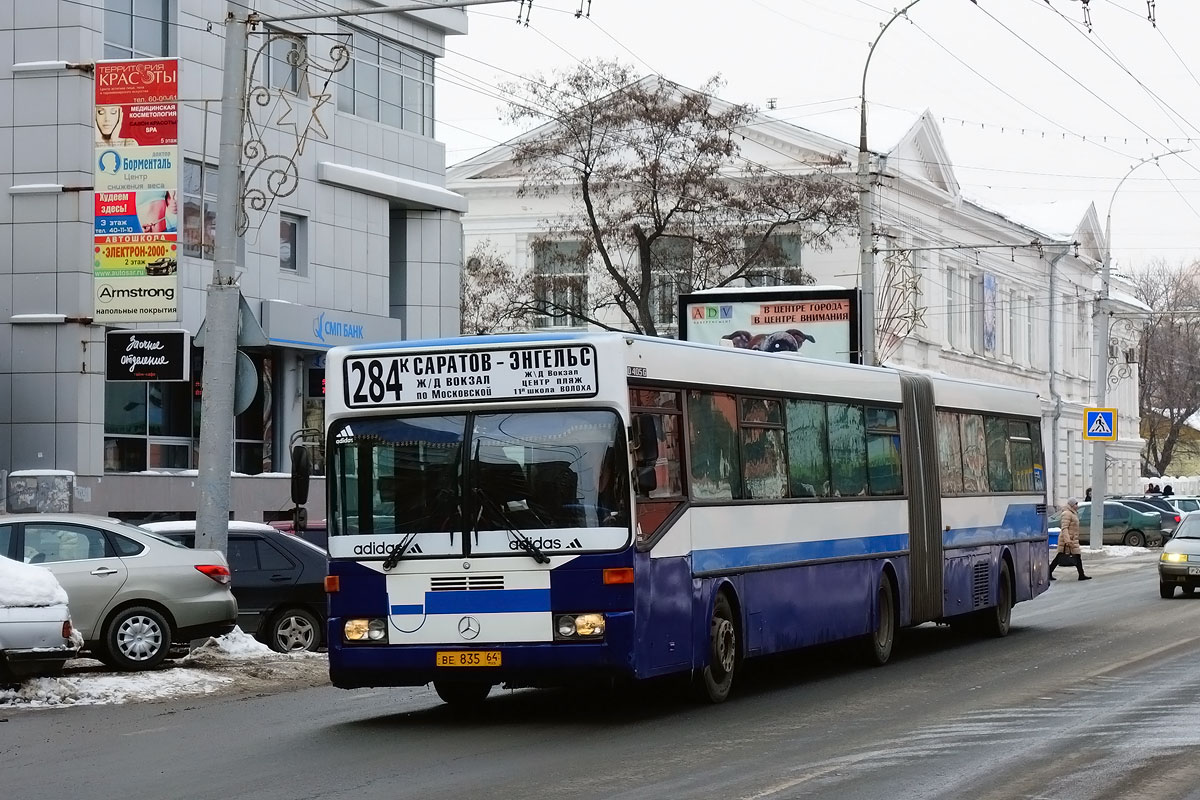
[347,358,403,405]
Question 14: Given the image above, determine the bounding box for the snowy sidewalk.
[1,629,328,709]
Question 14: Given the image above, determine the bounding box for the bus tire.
[697,591,738,704]
[433,681,492,707]
[864,572,897,666]
[979,560,1013,638]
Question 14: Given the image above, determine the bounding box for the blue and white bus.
[322,332,1048,704]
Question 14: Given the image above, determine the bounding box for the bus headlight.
[344,618,388,642]
[554,613,605,640]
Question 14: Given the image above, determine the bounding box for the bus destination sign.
[341,344,599,408]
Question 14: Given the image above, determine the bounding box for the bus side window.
[632,415,660,495]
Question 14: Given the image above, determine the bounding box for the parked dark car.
[1111,498,1178,540]
[141,521,327,653]
[269,518,328,551]
[1051,501,1162,547]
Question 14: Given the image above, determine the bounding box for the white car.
[0,556,81,682]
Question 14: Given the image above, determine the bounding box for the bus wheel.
[865,573,896,666]
[979,561,1013,638]
[698,592,738,704]
[434,681,492,707]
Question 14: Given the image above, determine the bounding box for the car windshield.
[1173,516,1200,540]
[329,409,629,543]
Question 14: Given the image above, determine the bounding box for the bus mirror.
[636,466,658,495]
[291,445,311,506]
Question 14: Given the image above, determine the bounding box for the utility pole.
[193,0,543,554]
[194,3,249,555]
[858,0,922,366]
[1087,150,1184,550]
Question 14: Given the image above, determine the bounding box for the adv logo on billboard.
[690,304,734,321]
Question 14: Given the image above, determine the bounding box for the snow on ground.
[0,629,328,709]
[1095,545,1147,558]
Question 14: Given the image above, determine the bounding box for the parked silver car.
[0,556,80,682]
[0,514,237,671]
[1160,513,1200,597]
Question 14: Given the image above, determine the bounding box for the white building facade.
[449,102,1145,506]
[1,1,466,521]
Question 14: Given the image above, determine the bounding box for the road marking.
[121,726,176,736]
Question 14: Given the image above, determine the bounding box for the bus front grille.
[429,575,505,592]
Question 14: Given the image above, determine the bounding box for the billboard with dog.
[678,286,861,363]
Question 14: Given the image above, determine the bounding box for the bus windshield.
[329,409,629,546]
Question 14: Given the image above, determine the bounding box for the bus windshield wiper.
[381,533,417,571]
[473,488,550,564]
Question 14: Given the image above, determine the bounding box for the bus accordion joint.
[324,575,340,593]
[603,567,634,585]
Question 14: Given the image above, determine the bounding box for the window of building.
[1004,289,1015,357]
[969,273,984,354]
[268,34,302,93]
[103,0,176,60]
[104,348,273,475]
[280,213,303,273]
[743,233,805,286]
[649,237,693,327]
[532,240,587,327]
[337,23,435,136]
[182,160,217,260]
[1025,296,1035,366]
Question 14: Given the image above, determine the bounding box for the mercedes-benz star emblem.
[458,616,481,640]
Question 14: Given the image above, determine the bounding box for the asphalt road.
[6,550,1200,800]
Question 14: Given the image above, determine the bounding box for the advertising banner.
[678,287,861,363]
[105,330,191,382]
[93,58,179,322]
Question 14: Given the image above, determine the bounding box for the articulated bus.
[322,332,1049,704]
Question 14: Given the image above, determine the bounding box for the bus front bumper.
[328,610,635,689]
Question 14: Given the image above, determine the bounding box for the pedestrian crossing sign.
[1083,407,1117,441]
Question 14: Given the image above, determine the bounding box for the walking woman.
[1050,498,1091,581]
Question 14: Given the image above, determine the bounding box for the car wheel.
[1160,582,1175,599]
[264,608,322,653]
[979,561,1013,638]
[102,606,172,671]
[433,680,492,706]
[1123,530,1146,548]
[864,572,897,665]
[697,591,738,703]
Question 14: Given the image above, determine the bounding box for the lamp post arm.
[858,0,923,366]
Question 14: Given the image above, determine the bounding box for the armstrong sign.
[261,300,404,351]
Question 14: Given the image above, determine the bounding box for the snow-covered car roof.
[140,520,279,535]
[0,556,69,608]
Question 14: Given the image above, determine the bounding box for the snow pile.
[1097,545,1145,558]
[0,668,232,707]
[1,629,328,708]
[185,627,273,660]
[0,555,69,607]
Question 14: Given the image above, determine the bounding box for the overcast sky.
[436,0,1200,274]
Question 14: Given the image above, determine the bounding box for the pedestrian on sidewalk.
[1085,487,1092,502]
[1050,498,1091,581]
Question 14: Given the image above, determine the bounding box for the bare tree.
[498,60,858,336]
[1135,261,1200,475]
[459,241,534,335]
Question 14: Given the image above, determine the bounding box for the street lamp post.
[1087,150,1185,550]
[859,0,923,366]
